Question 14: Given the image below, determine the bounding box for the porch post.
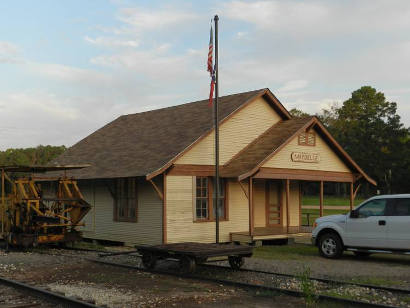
[249,177,254,236]
[349,182,354,211]
[286,179,290,234]
[319,181,324,217]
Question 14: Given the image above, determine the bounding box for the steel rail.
[201,263,410,295]
[0,275,99,308]
[89,258,402,308]
[33,247,410,297]
[59,247,410,296]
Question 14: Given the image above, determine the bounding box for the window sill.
[114,219,138,223]
[193,219,228,223]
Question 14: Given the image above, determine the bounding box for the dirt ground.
[0,245,408,307]
[0,250,307,308]
[250,243,410,289]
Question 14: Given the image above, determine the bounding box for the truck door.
[344,198,387,248]
[385,198,410,250]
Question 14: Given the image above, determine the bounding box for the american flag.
[208,25,215,106]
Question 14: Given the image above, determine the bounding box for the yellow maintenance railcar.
[0,165,91,247]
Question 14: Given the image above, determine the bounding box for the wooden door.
[265,181,282,227]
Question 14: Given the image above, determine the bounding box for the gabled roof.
[221,117,315,178]
[221,116,376,185]
[52,88,290,179]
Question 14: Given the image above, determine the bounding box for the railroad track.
[57,247,410,307]
[0,275,99,308]
[94,248,410,296]
[201,263,410,296]
[89,258,409,308]
[11,247,410,307]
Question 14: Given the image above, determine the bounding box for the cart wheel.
[179,256,196,274]
[142,252,157,269]
[228,256,244,270]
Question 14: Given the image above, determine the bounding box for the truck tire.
[319,233,343,259]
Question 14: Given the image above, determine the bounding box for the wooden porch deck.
[230,226,313,243]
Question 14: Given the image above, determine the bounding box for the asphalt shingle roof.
[53,89,270,179]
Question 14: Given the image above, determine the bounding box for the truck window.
[357,199,386,217]
[391,198,410,216]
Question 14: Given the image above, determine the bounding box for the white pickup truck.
[311,194,410,258]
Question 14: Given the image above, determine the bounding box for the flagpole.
[214,14,220,244]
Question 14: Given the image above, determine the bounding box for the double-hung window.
[195,177,209,220]
[115,178,138,222]
[195,176,227,221]
[213,179,226,220]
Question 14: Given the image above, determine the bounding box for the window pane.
[212,198,225,219]
[115,178,138,221]
[128,205,136,218]
[358,199,386,217]
[195,177,209,219]
[392,199,410,216]
[212,179,224,196]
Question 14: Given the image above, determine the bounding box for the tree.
[0,145,66,166]
[323,86,409,194]
[289,108,310,118]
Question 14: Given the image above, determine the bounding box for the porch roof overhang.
[253,167,356,183]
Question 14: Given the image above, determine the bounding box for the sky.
[0,0,410,149]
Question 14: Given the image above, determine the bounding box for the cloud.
[84,36,139,48]
[28,62,112,85]
[276,80,309,92]
[117,7,198,30]
[90,44,202,83]
[223,0,410,38]
[0,41,21,63]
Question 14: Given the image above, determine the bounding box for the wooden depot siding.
[80,179,163,245]
[176,97,282,166]
[166,175,249,243]
[289,181,300,226]
[262,129,351,173]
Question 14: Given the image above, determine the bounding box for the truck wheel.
[319,233,343,259]
[141,252,157,269]
[228,256,244,270]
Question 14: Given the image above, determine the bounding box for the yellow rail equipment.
[0,165,91,248]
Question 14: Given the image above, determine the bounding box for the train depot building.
[52,88,375,245]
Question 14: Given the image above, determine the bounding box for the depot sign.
[291,152,320,163]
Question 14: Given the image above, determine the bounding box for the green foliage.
[319,86,410,194]
[253,244,317,260]
[298,267,317,307]
[0,145,66,166]
[289,108,311,118]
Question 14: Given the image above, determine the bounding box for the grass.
[301,195,365,225]
[302,209,348,226]
[71,240,107,251]
[348,277,404,287]
[302,196,364,206]
[253,244,318,260]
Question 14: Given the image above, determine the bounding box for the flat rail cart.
[136,242,253,273]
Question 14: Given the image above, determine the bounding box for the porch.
[232,168,359,244]
[230,226,313,243]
